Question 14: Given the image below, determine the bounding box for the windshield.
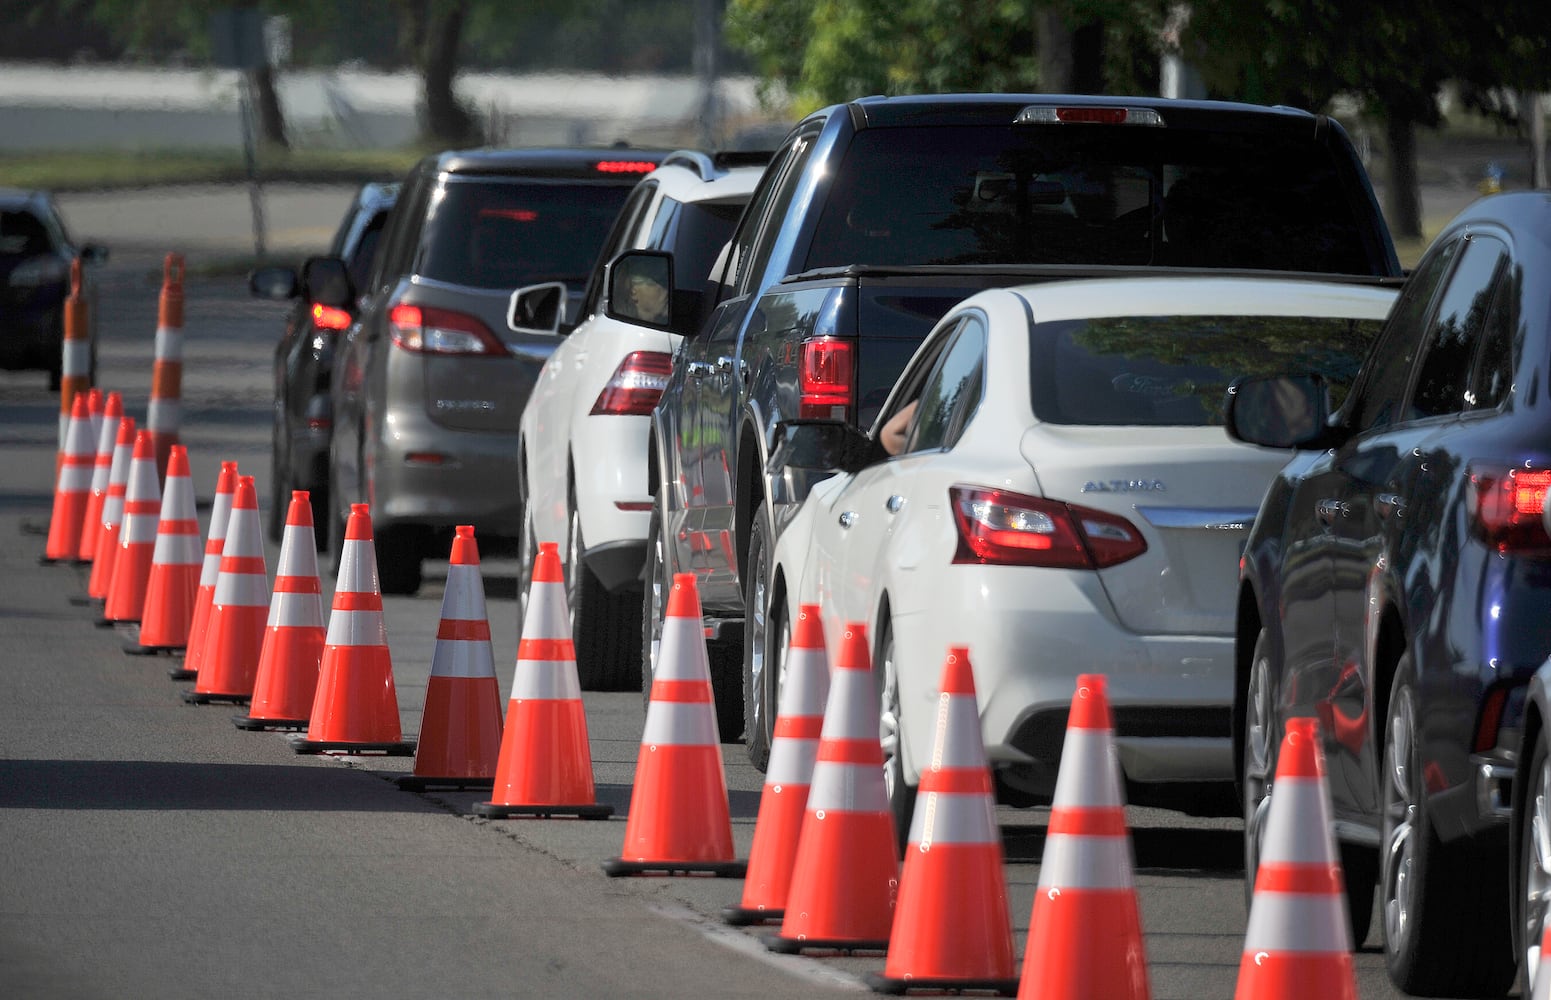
[1029,314,1385,426]
[807,125,1379,274]
[421,178,635,289]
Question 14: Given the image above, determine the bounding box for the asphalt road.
[0,187,1509,998]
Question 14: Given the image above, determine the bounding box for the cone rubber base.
[762,932,888,956]
[168,666,198,680]
[124,640,182,657]
[232,714,308,731]
[721,905,783,926]
[288,734,416,756]
[69,596,98,607]
[181,690,250,705]
[396,775,496,792]
[863,972,1020,996]
[94,618,119,629]
[472,801,612,818]
[602,858,747,878]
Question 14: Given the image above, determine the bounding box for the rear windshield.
[1030,314,1384,426]
[421,178,635,289]
[807,125,1380,274]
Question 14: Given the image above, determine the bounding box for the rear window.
[1029,314,1384,426]
[807,125,1379,274]
[420,178,635,289]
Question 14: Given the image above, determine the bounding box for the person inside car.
[627,270,670,325]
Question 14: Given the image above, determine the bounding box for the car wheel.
[515,478,537,633]
[1520,726,1551,991]
[374,525,423,596]
[1380,654,1515,995]
[1239,629,1277,914]
[708,640,745,744]
[640,502,669,710]
[567,489,641,692]
[267,432,289,545]
[877,617,916,851]
[743,512,782,770]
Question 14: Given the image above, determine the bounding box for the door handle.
[1376,493,1406,521]
[839,511,856,529]
[714,355,747,379]
[685,360,712,379]
[885,495,904,514]
[1316,498,1345,526]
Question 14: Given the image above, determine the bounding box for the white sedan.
[762,275,1397,826]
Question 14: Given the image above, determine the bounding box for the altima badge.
[434,399,497,412]
[1082,480,1166,493]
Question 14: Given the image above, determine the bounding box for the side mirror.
[770,418,873,475]
[79,243,109,265]
[300,256,352,308]
[604,249,675,331]
[508,281,567,335]
[249,265,300,301]
[1224,374,1330,449]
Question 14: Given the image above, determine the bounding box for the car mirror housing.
[508,281,567,335]
[249,264,300,301]
[300,256,352,308]
[1224,374,1332,450]
[770,418,874,475]
[605,249,676,331]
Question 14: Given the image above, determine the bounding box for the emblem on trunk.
[1082,479,1166,493]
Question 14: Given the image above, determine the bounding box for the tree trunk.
[420,0,479,146]
[250,63,289,151]
[1526,91,1548,190]
[1382,114,1422,241]
[1037,9,1074,93]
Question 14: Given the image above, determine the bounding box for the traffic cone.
[866,646,1018,995]
[77,390,122,564]
[182,475,267,705]
[396,526,504,790]
[473,540,609,817]
[765,621,898,954]
[86,416,135,601]
[127,445,201,654]
[101,430,161,624]
[235,490,325,731]
[171,460,238,680]
[146,253,184,480]
[603,573,743,876]
[1234,717,1356,1000]
[84,386,104,455]
[1017,674,1150,1000]
[56,257,91,452]
[288,503,415,755]
[723,603,830,925]
[42,391,95,565]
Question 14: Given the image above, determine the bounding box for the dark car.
[0,189,108,390]
[250,181,399,543]
[324,147,666,593]
[1229,192,1551,997]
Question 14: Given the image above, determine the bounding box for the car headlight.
[9,255,69,288]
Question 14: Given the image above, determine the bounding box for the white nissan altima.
[759,275,1398,828]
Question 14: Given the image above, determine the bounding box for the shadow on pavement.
[1001,821,1243,877]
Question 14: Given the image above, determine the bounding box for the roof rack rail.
[661,149,717,179]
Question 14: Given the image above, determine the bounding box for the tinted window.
[420,178,635,290]
[806,124,1379,273]
[1409,235,1507,419]
[658,199,746,295]
[0,210,55,259]
[1470,266,1518,411]
[580,180,657,318]
[344,211,391,294]
[908,317,986,452]
[1029,314,1385,426]
[1346,238,1460,432]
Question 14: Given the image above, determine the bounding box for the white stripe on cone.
[766,737,820,785]
[326,608,385,647]
[807,761,892,813]
[430,635,495,680]
[641,700,720,746]
[653,612,711,682]
[1050,728,1125,808]
[1243,894,1354,953]
[818,665,876,740]
[1036,835,1136,890]
[335,538,378,597]
[510,659,582,699]
[268,591,324,628]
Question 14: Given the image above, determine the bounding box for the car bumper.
[0,299,62,367]
[372,413,522,537]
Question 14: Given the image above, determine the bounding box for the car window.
[1407,235,1508,420]
[1469,263,1518,411]
[0,210,55,258]
[719,143,795,300]
[371,170,432,290]
[345,210,391,295]
[658,198,746,297]
[1029,312,1386,426]
[906,316,986,453]
[580,180,658,319]
[1344,237,1461,433]
[736,133,816,295]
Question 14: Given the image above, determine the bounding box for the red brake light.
[1468,464,1551,552]
[950,485,1147,569]
[388,303,508,356]
[595,160,657,174]
[1015,105,1164,127]
[480,208,538,222]
[310,302,351,331]
[799,338,854,419]
[590,351,673,416]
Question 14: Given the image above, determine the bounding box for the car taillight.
[1467,464,1551,552]
[388,303,508,356]
[594,160,658,174]
[950,485,1147,569]
[1014,105,1165,126]
[799,338,853,419]
[310,302,352,331]
[590,351,673,416]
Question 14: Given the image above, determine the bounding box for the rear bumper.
[372,414,522,538]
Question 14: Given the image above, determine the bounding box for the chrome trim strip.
[1134,506,1259,531]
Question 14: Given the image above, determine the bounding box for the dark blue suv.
[1228,191,1551,998]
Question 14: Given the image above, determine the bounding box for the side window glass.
[736,133,817,296]
[646,195,681,249]
[906,317,987,454]
[1346,237,1459,432]
[1469,264,1518,411]
[581,182,657,319]
[1408,235,1507,419]
[372,172,430,290]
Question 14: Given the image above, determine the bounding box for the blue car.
[0,189,108,390]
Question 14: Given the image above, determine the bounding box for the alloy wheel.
[1525,739,1551,986]
[1381,684,1419,956]
[1241,634,1275,906]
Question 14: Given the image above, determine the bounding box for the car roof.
[804,93,1333,132]
[425,146,671,180]
[997,275,1399,323]
[645,150,772,203]
[0,188,53,212]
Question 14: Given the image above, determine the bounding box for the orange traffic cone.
[1234,717,1355,1000]
[473,540,609,816]
[235,490,325,731]
[171,460,238,681]
[867,646,1018,994]
[182,475,268,705]
[127,445,201,655]
[56,257,92,453]
[77,390,122,564]
[42,391,95,565]
[289,503,415,755]
[101,430,161,624]
[603,573,743,876]
[1017,674,1150,1000]
[87,416,135,601]
[396,525,504,790]
[723,603,830,925]
[146,253,184,480]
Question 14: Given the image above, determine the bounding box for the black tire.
[1380,655,1515,996]
[267,433,289,545]
[743,512,780,770]
[326,458,347,580]
[1519,726,1551,990]
[640,502,669,710]
[374,525,423,596]
[876,617,916,851]
[708,640,744,744]
[567,490,641,692]
[308,485,329,552]
[48,361,61,392]
[1238,629,1277,914]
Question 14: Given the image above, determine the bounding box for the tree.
[396,0,480,146]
